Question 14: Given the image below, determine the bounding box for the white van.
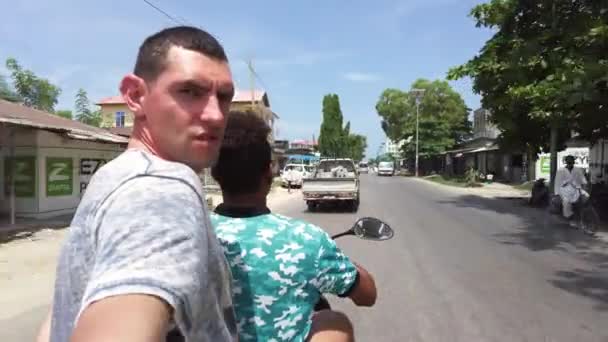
[358,161,369,174]
[377,161,395,176]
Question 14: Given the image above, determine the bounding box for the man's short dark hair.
[212,110,272,195]
[134,26,228,81]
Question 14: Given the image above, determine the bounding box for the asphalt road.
[2,174,608,341]
[281,174,608,342]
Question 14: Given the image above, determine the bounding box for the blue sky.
[0,0,493,158]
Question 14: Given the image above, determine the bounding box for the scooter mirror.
[351,217,394,241]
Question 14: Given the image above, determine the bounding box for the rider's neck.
[222,192,268,209]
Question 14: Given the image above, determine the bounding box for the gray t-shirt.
[49,149,237,342]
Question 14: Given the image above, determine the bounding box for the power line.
[142,0,187,25]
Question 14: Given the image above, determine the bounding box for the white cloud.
[343,72,382,82]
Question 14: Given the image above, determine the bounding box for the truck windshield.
[379,162,393,168]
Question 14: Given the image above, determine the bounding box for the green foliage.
[0,74,21,103]
[5,57,61,112]
[55,110,73,120]
[318,94,345,157]
[75,88,102,127]
[318,94,367,160]
[375,79,471,161]
[448,0,608,147]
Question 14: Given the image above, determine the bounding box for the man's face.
[566,158,575,169]
[141,46,234,172]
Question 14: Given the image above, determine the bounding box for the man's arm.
[313,229,378,307]
[345,262,377,307]
[36,309,52,342]
[71,176,209,341]
[71,294,171,342]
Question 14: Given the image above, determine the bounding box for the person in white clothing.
[554,155,588,221]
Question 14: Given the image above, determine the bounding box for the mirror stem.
[331,230,356,239]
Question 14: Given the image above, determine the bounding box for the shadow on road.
[438,194,608,311]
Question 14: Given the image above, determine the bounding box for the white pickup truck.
[302,158,360,212]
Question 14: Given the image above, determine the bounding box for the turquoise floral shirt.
[210,209,358,342]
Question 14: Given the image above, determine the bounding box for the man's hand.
[36,310,52,342]
[347,262,377,307]
[71,294,172,342]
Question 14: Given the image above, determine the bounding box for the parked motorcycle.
[529,178,550,207]
[314,216,394,311]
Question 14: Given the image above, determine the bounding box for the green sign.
[46,157,73,197]
[540,156,551,174]
[4,156,36,197]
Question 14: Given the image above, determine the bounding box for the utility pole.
[247,59,256,109]
[410,88,426,177]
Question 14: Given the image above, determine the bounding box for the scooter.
[314,216,394,311]
[166,217,394,341]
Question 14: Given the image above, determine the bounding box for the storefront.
[0,100,127,221]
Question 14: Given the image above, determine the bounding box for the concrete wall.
[35,130,123,217]
[1,126,124,218]
[0,126,40,216]
[590,140,608,184]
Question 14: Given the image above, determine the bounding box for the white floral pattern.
[211,213,358,341]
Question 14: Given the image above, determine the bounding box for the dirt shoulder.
[413,176,530,199]
[0,187,298,324]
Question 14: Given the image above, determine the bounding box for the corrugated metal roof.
[107,126,133,137]
[0,99,128,144]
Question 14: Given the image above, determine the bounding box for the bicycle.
[549,185,600,236]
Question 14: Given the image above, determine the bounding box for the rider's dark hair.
[212,110,272,195]
[134,26,228,81]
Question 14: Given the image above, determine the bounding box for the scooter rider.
[210,110,377,341]
[554,155,588,225]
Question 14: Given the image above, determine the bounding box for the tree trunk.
[549,123,559,194]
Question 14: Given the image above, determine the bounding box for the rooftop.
[96,89,269,106]
[0,99,128,144]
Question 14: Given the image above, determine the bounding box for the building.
[472,108,499,140]
[96,95,134,134]
[290,139,317,151]
[442,108,526,182]
[384,138,405,157]
[96,89,280,141]
[0,99,127,222]
[230,89,280,144]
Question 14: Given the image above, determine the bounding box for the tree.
[318,94,346,157]
[346,134,367,162]
[5,58,61,112]
[375,78,471,162]
[448,0,608,190]
[0,74,21,103]
[75,88,102,127]
[318,93,367,160]
[56,110,73,120]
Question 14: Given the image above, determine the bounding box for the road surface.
[284,174,608,342]
[1,175,607,341]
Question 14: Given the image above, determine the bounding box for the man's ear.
[120,74,147,119]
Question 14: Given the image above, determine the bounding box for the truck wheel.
[351,200,359,212]
[307,201,316,212]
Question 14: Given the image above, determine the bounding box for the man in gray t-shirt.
[38,26,238,342]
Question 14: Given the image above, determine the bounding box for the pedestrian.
[37,26,237,342]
